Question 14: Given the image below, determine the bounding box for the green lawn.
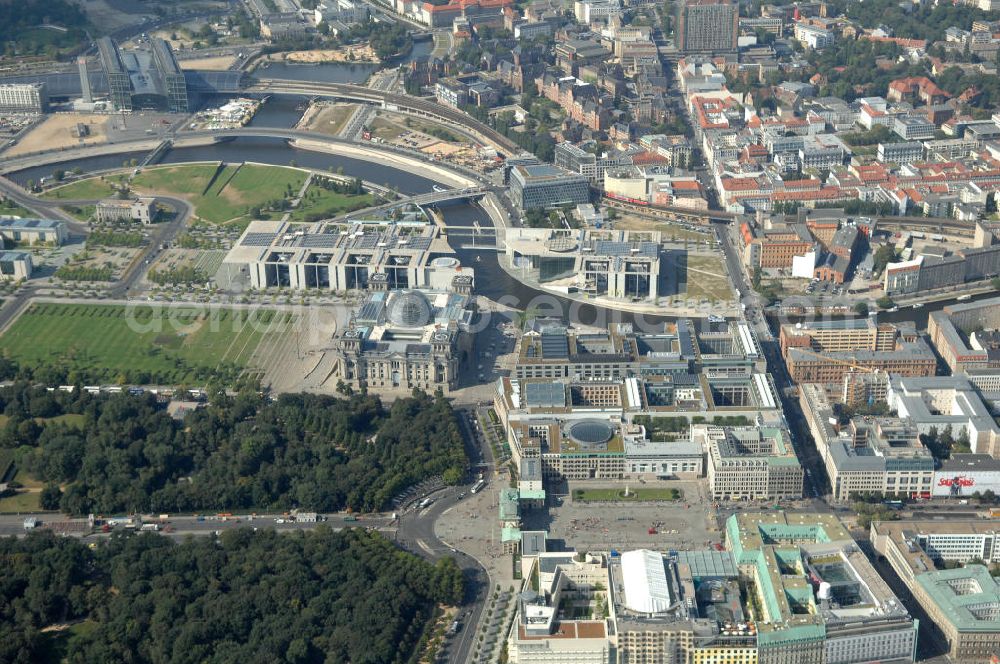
[0,489,41,513]
[290,187,375,222]
[43,164,309,225]
[0,303,294,384]
[0,200,35,218]
[13,469,43,489]
[189,164,307,224]
[60,204,96,222]
[133,163,221,196]
[573,487,682,502]
[41,177,120,201]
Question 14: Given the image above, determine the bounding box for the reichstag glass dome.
[386,290,432,327]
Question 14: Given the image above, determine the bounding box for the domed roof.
[386,290,432,327]
[568,419,615,447]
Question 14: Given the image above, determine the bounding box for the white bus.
[470,480,486,494]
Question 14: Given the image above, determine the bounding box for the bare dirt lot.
[297,103,359,136]
[7,114,110,156]
[280,45,380,63]
[179,55,237,71]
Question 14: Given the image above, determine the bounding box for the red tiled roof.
[863,35,927,49]
[773,186,850,201]
[888,76,949,99]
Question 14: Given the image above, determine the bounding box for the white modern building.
[504,228,660,301]
[220,219,474,292]
[0,218,67,245]
[0,83,48,112]
[887,375,1000,456]
[0,251,32,281]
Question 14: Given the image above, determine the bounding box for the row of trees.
[0,384,468,515]
[85,230,145,248]
[0,527,464,664]
[147,266,209,285]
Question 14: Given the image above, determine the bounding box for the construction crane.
[789,346,879,374]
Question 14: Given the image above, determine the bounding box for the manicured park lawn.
[44,164,309,224]
[41,177,120,201]
[573,487,682,502]
[289,187,375,222]
[42,164,371,225]
[0,303,293,384]
[132,163,307,224]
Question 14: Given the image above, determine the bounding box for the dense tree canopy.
[0,384,467,515]
[0,528,464,664]
[829,0,999,43]
[0,0,89,57]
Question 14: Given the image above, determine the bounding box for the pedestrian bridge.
[338,187,491,221]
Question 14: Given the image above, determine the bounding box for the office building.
[780,319,937,386]
[676,0,738,53]
[331,289,473,394]
[800,384,935,501]
[727,513,918,664]
[0,251,32,281]
[933,454,1000,497]
[928,295,1000,373]
[504,228,660,300]
[510,318,765,382]
[509,164,590,210]
[95,197,158,224]
[221,219,474,292]
[701,424,803,500]
[794,23,835,49]
[872,521,1000,663]
[573,0,621,24]
[508,553,610,664]
[97,36,189,112]
[0,83,47,113]
[739,218,815,269]
[893,114,936,141]
[150,37,188,113]
[0,218,67,246]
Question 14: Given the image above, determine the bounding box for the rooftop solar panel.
[594,240,628,256]
[403,237,432,250]
[352,234,379,249]
[298,234,340,248]
[241,232,278,247]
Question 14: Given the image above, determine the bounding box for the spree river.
[8,89,989,329]
[7,101,670,327]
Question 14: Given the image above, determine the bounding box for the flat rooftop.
[518,620,606,640]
